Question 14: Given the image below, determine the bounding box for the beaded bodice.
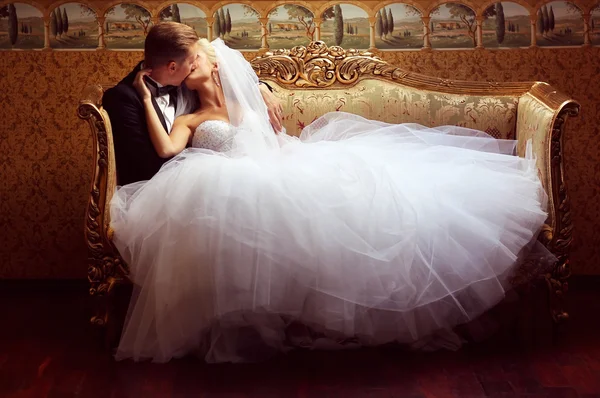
[191,120,235,152]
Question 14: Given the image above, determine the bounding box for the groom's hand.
[259,84,283,133]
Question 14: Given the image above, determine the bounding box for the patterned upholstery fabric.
[516,94,556,225]
[271,79,519,140]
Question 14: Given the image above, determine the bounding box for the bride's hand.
[259,83,284,133]
[133,69,153,101]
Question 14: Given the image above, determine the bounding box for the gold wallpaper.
[0,1,599,279]
[1,46,598,278]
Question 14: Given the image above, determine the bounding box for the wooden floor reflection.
[1,277,599,397]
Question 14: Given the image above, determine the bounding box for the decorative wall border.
[0,0,598,50]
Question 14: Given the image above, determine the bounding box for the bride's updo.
[197,38,217,64]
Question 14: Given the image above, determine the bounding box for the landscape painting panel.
[321,4,369,49]
[374,3,423,49]
[535,1,583,46]
[430,3,477,48]
[213,4,260,50]
[105,4,151,49]
[159,4,207,38]
[0,3,44,49]
[482,2,530,48]
[591,5,600,45]
[50,3,98,49]
[267,4,314,49]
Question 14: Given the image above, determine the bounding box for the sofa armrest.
[515,82,579,261]
[78,85,126,306]
[515,83,580,322]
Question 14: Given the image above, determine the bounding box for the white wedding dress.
[110,40,552,363]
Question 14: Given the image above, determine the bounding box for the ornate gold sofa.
[78,41,579,345]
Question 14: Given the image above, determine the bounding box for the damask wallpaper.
[0,1,599,278]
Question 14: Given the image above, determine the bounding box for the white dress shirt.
[146,77,177,133]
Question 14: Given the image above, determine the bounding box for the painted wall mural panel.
[430,2,477,49]
[2,1,600,51]
[482,2,531,48]
[321,4,369,49]
[535,1,584,46]
[267,4,314,49]
[0,3,43,49]
[375,3,424,49]
[159,3,207,38]
[213,4,261,50]
[50,3,98,49]
[105,3,152,49]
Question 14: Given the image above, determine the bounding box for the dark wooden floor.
[1,278,600,398]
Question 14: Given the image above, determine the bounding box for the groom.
[103,22,283,185]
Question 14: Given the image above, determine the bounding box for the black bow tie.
[145,78,178,97]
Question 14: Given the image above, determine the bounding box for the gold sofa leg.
[88,252,127,350]
[546,257,571,323]
[89,275,120,349]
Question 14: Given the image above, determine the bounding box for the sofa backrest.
[251,42,537,143]
[269,79,520,140]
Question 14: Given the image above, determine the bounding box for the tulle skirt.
[111,112,552,363]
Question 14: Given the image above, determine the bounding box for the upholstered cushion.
[270,79,519,140]
[516,94,555,225]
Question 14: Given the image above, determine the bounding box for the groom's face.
[168,41,202,86]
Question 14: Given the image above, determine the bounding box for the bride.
[111,38,552,363]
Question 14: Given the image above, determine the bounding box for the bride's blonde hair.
[197,38,217,64]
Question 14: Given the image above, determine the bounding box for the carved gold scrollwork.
[78,86,126,328]
[543,104,579,323]
[253,42,393,88]
[251,41,535,95]
[511,103,578,323]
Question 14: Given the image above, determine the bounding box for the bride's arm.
[142,103,192,158]
[134,69,192,158]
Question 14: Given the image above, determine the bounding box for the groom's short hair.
[144,22,199,68]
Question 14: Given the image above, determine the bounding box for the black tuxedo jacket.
[103,61,176,185]
[102,61,273,185]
